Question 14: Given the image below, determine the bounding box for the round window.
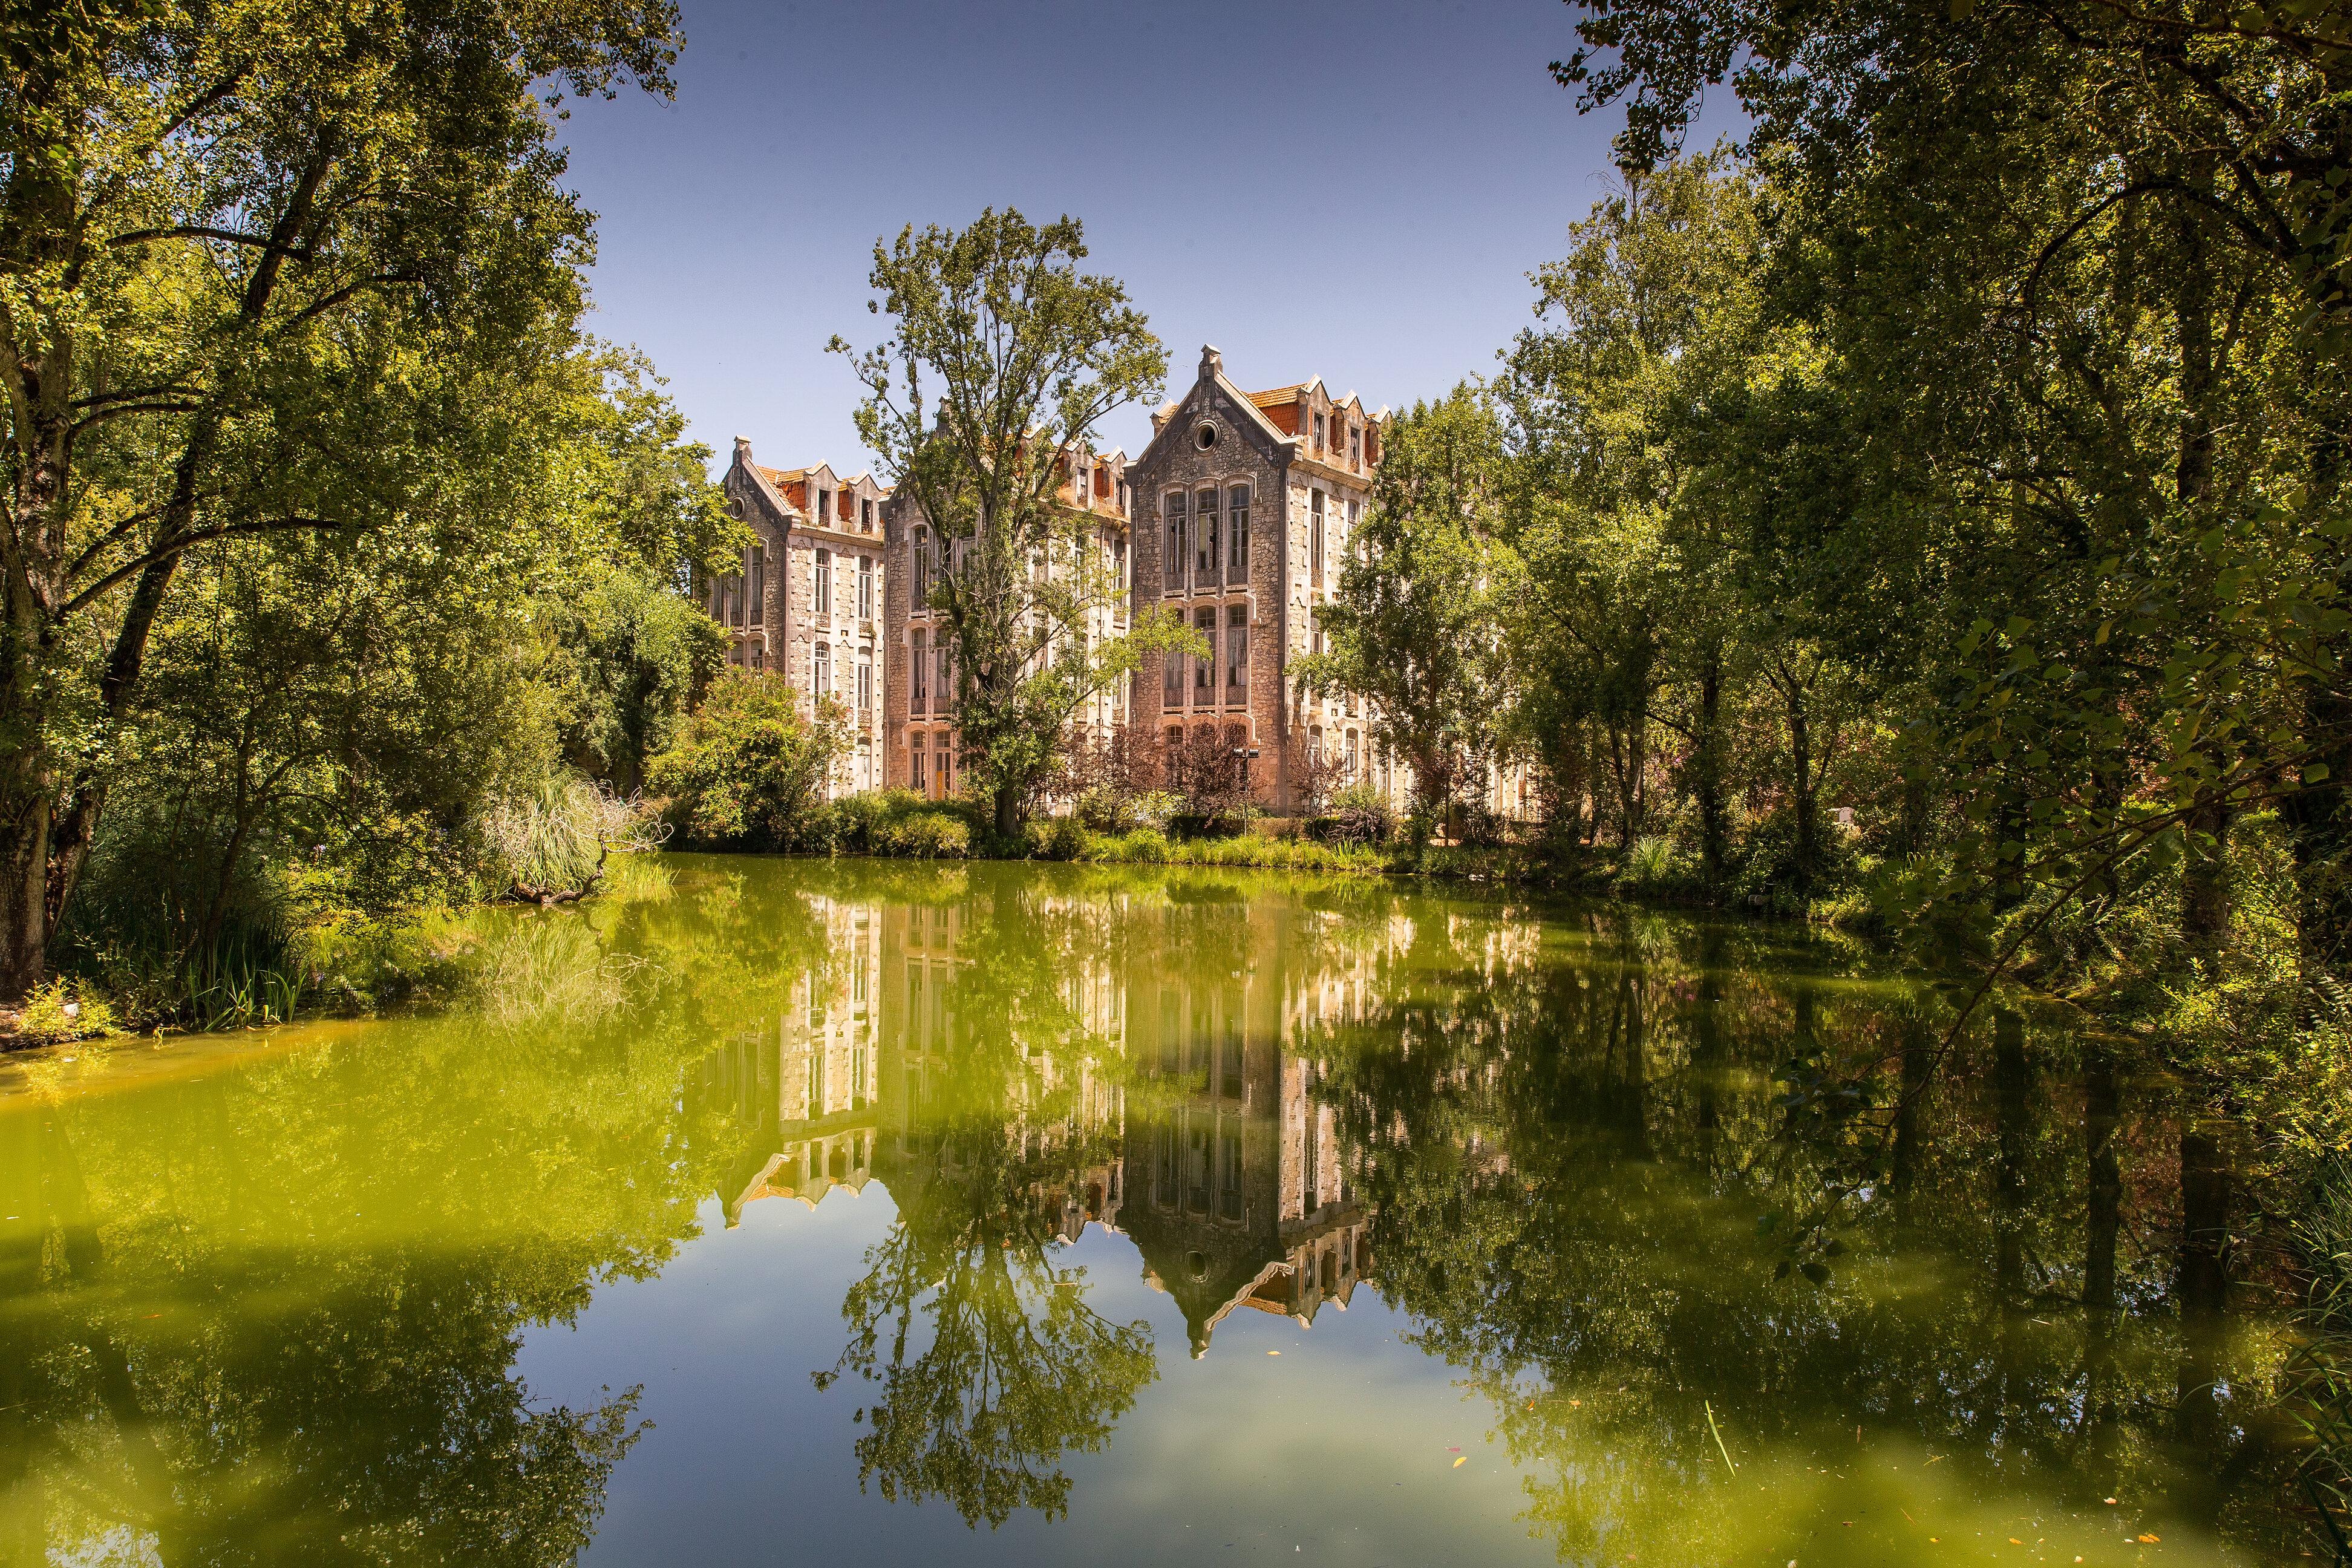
[1194,422,1218,451]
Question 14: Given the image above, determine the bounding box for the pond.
[0,857,2305,1564]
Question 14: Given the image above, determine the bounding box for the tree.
[1500,151,1764,869]
[0,0,684,998]
[832,210,1198,838]
[1550,0,2352,980]
[645,673,850,851]
[1304,386,1512,841]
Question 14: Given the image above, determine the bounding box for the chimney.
[733,436,753,465]
[1200,344,1223,379]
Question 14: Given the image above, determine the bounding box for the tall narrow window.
[1195,488,1218,583]
[750,546,766,625]
[912,629,928,714]
[858,555,874,619]
[861,497,874,532]
[912,527,929,605]
[1227,604,1247,695]
[857,655,873,713]
[1311,490,1326,587]
[817,488,831,524]
[1165,643,1183,704]
[912,740,927,794]
[815,549,832,615]
[813,642,831,697]
[1313,412,1326,452]
[936,640,952,711]
[937,733,952,793]
[1113,536,1128,593]
[1164,492,1185,589]
[1228,485,1250,575]
[1346,729,1359,780]
[1194,608,1216,693]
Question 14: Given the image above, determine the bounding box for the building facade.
[1125,346,1397,812]
[710,345,1444,815]
[711,441,890,794]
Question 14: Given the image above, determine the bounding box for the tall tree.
[0,0,683,997]
[834,210,1195,837]
[1303,385,1512,841]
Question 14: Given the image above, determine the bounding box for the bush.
[1323,782,1396,848]
[475,768,661,894]
[1621,834,1685,891]
[10,981,119,1046]
[877,811,970,860]
[645,673,849,851]
[1030,814,1089,861]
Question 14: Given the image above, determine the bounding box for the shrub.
[1030,814,1089,861]
[645,673,849,851]
[10,981,119,1046]
[878,812,971,860]
[1324,782,1396,848]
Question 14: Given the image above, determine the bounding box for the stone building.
[710,440,889,794]
[880,446,1133,800]
[1125,346,1400,813]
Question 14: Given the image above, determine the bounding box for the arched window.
[912,527,929,604]
[1227,484,1250,574]
[1195,488,1219,583]
[1164,492,1185,588]
[814,549,832,614]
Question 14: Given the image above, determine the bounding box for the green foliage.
[1305,385,1514,834]
[10,981,119,1045]
[646,674,850,852]
[0,0,688,998]
[547,560,729,794]
[832,209,1195,834]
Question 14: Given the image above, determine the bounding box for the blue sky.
[552,0,1723,475]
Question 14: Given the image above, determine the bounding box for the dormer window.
[817,489,832,524]
[1350,425,1362,469]
[861,497,874,532]
[1313,413,1326,452]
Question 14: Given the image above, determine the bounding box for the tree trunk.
[993,778,1021,840]
[2175,1120,2232,1456]
[1694,648,1727,887]
[1786,675,1817,895]
[2181,797,2233,970]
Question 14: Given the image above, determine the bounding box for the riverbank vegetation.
[0,2,750,1031]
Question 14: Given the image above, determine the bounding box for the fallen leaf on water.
[2138,1534,2160,1544]
[1266,1350,1279,1356]
[1452,1457,1467,1468]
[2011,1539,2024,1546]
[1924,1455,1946,1465]
[2104,1498,2118,1505]
[1570,1399,1583,1408]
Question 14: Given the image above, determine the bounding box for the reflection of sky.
[521,1188,1540,1567]
[550,0,1753,477]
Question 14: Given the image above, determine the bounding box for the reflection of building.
[693,884,1399,1354]
[696,897,883,1224]
[1120,896,1375,1357]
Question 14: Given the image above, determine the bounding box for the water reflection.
[0,860,2305,1563]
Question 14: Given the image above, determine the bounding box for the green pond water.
[0,857,2305,1565]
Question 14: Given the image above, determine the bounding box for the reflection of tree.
[820,1193,1153,1527]
[815,870,1157,1527]
[0,858,851,1564]
[1306,904,2296,1562]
